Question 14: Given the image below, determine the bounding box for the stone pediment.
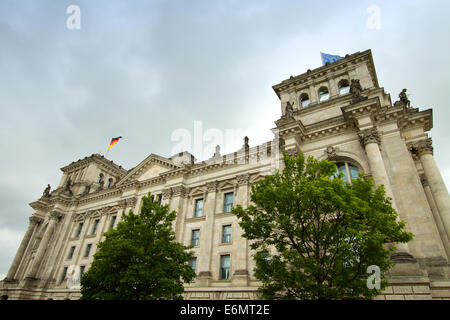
[116,154,181,186]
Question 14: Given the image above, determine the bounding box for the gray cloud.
[1,0,449,278]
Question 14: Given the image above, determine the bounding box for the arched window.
[299,93,310,107]
[335,162,360,184]
[338,79,350,95]
[318,87,330,102]
[97,173,104,183]
[106,178,113,188]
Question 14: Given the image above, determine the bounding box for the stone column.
[27,211,63,279]
[328,77,338,97]
[5,216,42,280]
[358,128,413,262]
[171,185,188,242]
[197,181,218,286]
[421,174,450,260]
[411,139,450,247]
[233,174,250,286]
[309,84,318,104]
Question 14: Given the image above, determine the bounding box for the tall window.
[106,178,113,188]
[318,87,330,102]
[194,199,204,218]
[60,267,68,284]
[80,266,86,277]
[109,216,117,230]
[84,244,92,257]
[191,229,200,247]
[91,219,100,235]
[300,93,310,107]
[335,162,359,184]
[338,79,350,95]
[75,223,83,238]
[67,246,76,259]
[222,225,232,243]
[223,192,234,213]
[157,194,162,205]
[97,173,104,183]
[189,257,197,272]
[220,255,230,280]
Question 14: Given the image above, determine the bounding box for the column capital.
[29,216,43,224]
[49,211,64,221]
[358,127,381,148]
[172,185,188,198]
[206,181,219,193]
[162,188,173,200]
[126,197,138,208]
[236,173,250,186]
[409,138,433,157]
[118,199,127,209]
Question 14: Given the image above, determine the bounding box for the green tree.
[80,194,195,300]
[232,153,413,300]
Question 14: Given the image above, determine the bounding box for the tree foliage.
[232,153,413,300]
[80,194,195,300]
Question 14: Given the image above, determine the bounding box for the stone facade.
[2,49,450,300]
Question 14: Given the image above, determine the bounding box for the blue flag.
[321,52,344,65]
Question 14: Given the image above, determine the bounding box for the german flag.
[108,136,122,150]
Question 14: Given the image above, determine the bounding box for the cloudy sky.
[1,0,449,279]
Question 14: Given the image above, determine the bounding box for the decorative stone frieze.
[358,127,381,148]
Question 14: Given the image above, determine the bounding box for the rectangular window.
[85,244,92,257]
[109,216,117,230]
[80,265,85,277]
[157,194,162,206]
[91,219,100,235]
[194,198,203,218]
[67,246,76,259]
[222,225,232,243]
[60,267,68,284]
[220,255,230,280]
[189,257,197,272]
[223,192,234,213]
[75,223,83,238]
[191,229,200,247]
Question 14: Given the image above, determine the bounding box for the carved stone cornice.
[409,138,433,157]
[358,127,381,148]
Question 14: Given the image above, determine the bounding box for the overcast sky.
[1,0,449,280]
